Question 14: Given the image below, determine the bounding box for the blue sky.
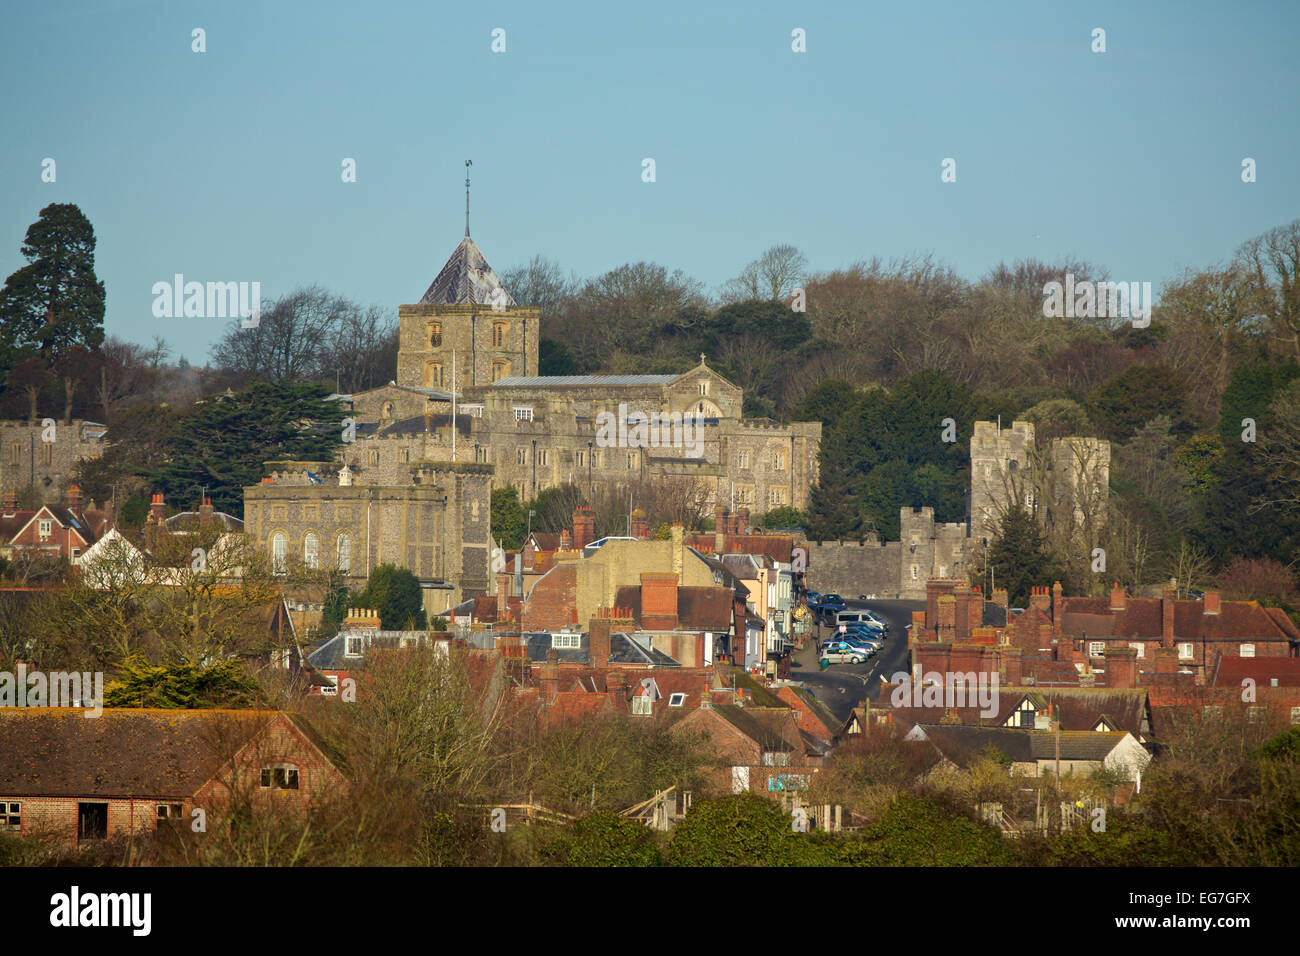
[1,0,1297,363]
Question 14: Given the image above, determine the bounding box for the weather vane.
[465,160,472,238]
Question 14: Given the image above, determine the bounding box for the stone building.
[242,459,493,616]
[341,234,822,514]
[969,419,1109,550]
[0,419,107,506]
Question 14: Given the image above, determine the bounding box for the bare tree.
[1235,218,1300,361]
[720,244,807,303]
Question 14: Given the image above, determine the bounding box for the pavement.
[785,597,922,724]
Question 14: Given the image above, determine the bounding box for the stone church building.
[243,231,822,613]
[339,234,822,513]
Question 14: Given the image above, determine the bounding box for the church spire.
[464,159,472,238]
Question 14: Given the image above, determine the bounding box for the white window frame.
[552,633,581,649]
[1128,642,1144,659]
[632,695,652,715]
[668,692,686,708]
[1291,706,1300,726]
[1177,642,1193,661]
[38,518,52,540]
[1240,643,1256,658]
[1089,641,1106,658]
[345,635,364,658]
[461,404,484,419]
[271,532,287,574]
[336,533,351,573]
[513,406,534,422]
[303,532,319,570]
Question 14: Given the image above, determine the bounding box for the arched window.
[492,322,506,348]
[336,533,351,573]
[429,323,442,347]
[303,533,319,569]
[426,363,444,387]
[271,532,287,574]
[492,361,509,382]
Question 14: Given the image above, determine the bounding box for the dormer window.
[345,635,364,658]
[38,519,52,540]
[668,693,686,707]
[552,633,581,649]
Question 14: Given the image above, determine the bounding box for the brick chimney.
[936,595,956,642]
[345,607,382,630]
[2,489,16,512]
[953,584,971,638]
[1051,580,1063,622]
[539,657,559,702]
[1104,646,1138,689]
[573,505,595,550]
[199,495,214,522]
[606,670,626,704]
[66,484,83,513]
[588,611,613,668]
[1110,582,1126,612]
[714,506,727,549]
[926,578,955,630]
[148,492,165,525]
[1161,587,1176,648]
[736,507,750,532]
[967,585,984,635]
[1001,646,1023,685]
[641,572,679,630]
[523,538,536,571]
[1203,591,1221,616]
[631,508,649,539]
[991,587,1008,609]
[560,527,572,551]
[1154,646,1179,675]
[1029,586,1050,614]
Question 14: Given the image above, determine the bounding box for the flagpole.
[451,348,457,461]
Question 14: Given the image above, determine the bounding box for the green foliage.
[1016,810,1190,866]
[491,486,527,550]
[1259,728,1300,763]
[987,507,1068,605]
[103,655,262,709]
[1217,359,1300,445]
[0,202,106,374]
[666,792,815,866]
[318,572,351,638]
[543,811,662,866]
[146,381,346,516]
[761,506,808,529]
[794,380,858,430]
[833,794,1012,866]
[357,563,426,630]
[539,338,580,376]
[1087,363,1193,442]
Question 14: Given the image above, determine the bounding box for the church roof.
[419,237,517,306]
[491,374,678,387]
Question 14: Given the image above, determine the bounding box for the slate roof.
[611,584,733,632]
[419,237,516,306]
[491,374,678,388]
[911,724,1132,764]
[0,709,287,798]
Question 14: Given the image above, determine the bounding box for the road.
[786,597,923,724]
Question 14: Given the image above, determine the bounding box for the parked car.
[825,636,877,656]
[839,619,885,636]
[820,645,869,665]
[804,590,822,605]
[840,628,883,647]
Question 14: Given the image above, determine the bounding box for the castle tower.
[396,237,539,391]
[969,420,1035,547]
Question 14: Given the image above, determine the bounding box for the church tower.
[396,238,539,391]
[397,165,538,391]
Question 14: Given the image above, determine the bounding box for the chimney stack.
[714,506,727,549]
[1051,580,1063,622]
[148,492,165,524]
[572,505,595,550]
[560,527,572,551]
[1104,646,1139,689]
[1161,587,1176,648]
[1110,582,1127,612]
[1203,591,1221,616]
[66,484,83,513]
[736,507,750,532]
[199,495,214,522]
[588,611,613,668]
[631,508,649,539]
[2,489,16,512]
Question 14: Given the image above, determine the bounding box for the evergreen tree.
[146,381,345,516]
[491,486,527,550]
[358,564,426,630]
[987,508,1067,605]
[0,204,106,399]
